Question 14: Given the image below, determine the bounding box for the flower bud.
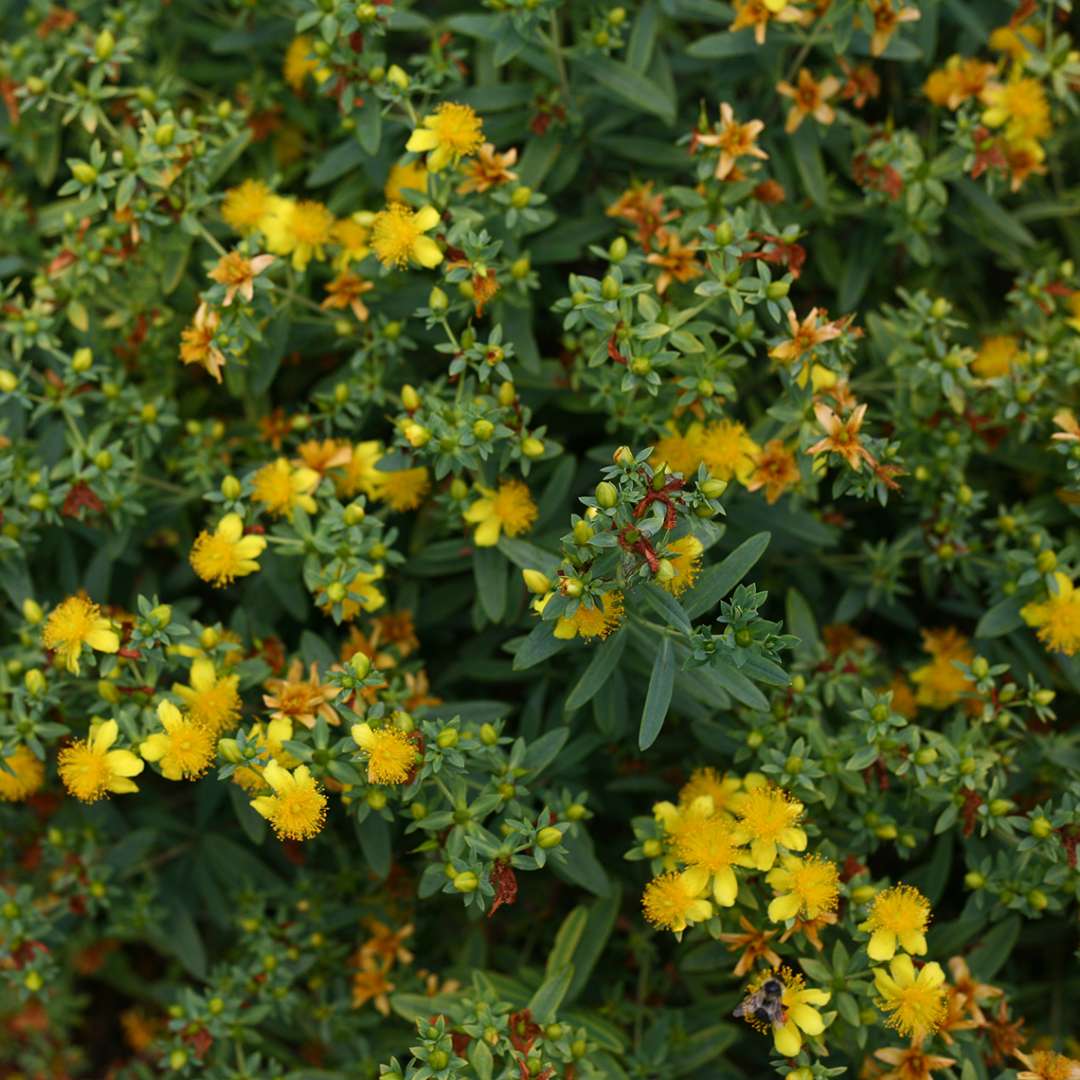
[94,29,116,60]
[642,838,662,857]
[595,481,617,508]
[149,604,172,627]
[401,384,420,411]
[386,64,409,89]
[22,598,43,624]
[1027,889,1048,911]
[479,723,498,745]
[0,369,17,393]
[609,236,628,262]
[344,502,365,525]
[1036,549,1057,574]
[537,826,563,849]
[404,422,430,448]
[349,652,372,678]
[453,870,479,893]
[436,728,458,749]
[850,884,876,904]
[498,381,516,407]
[511,185,532,209]
[562,577,584,598]
[964,871,985,889]
[572,520,594,544]
[989,798,1013,817]
[218,738,243,763]
[428,286,448,312]
[220,475,241,500]
[1033,689,1055,706]
[72,162,99,185]
[24,668,46,695]
[522,569,552,594]
[914,747,938,766]
[326,582,346,603]
[72,347,93,372]
[1030,816,1053,839]
[699,477,728,499]
[655,559,676,583]
[511,256,530,279]
[472,418,495,441]
[521,436,545,458]
[600,275,620,301]
[765,280,790,299]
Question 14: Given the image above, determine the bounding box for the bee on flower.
[734,966,830,1057]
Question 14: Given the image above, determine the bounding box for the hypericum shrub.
[1,0,1079,1077]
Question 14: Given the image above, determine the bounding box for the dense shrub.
[1,1,1079,1078]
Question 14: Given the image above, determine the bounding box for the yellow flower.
[766,854,840,922]
[551,591,624,641]
[371,204,443,269]
[351,722,417,784]
[378,466,431,511]
[406,102,484,172]
[140,700,214,781]
[284,36,330,91]
[179,302,225,383]
[660,535,703,596]
[777,68,841,134]
[253,458,321,519]
[859,884,932,961]
[250,761,327,840]
[678,768,743,815]
[653,425,704,477]
[873,954,947,1040]
[463,480,538,546]
[733,783,807,869]
[972,334,1020,378]
[699,420,760,484]
[173,658,242,735]
[208,251,275,307]
[58,719,144,802]
[988,23,1043,61]
[774,970,830,1056]
[1014,1050,1080,1080]
[42,595,120,675]
[262,198,336,271]
[672,813,750,907]
[910,627,974,708]
[221,179,276,234]
[641,870,713,933]
[331,214,372,268]
[0,745,45,802]
[731,0,805,46]
[1021,572,1080,656]
[336,441,385,499]
[384,160,429,202]
[189,513,267,587]
[981,77,1051,144]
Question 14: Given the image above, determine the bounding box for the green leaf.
[474,546,507,623]
[355,813,391,879]
[565,888,621,1003]
[670,1025,738,1075]
[522,726,570,773]
[510,621,570,671]
[498,536,561,577]
[684,532,771,619]
[565,630,628,711]
[306,140,364,187]
[710,657,770,710]
[686,29,761,58]
[555,830,612,897]
[975,596,1024,639]
[906,834,953,906]
[528,965,573,1024]
[954,178,1035,249]
[577,55,675,125]
[967,915,1021,980]
[639,637,675,750]
[637,583,693,635]
[468,1040,494,1080]
[791,123,828,207]
[785,587,823,660]
[356,96,382,156]
[547,907,589,976]
[627,1,659,71]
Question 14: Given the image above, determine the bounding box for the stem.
[547,12,572,106]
